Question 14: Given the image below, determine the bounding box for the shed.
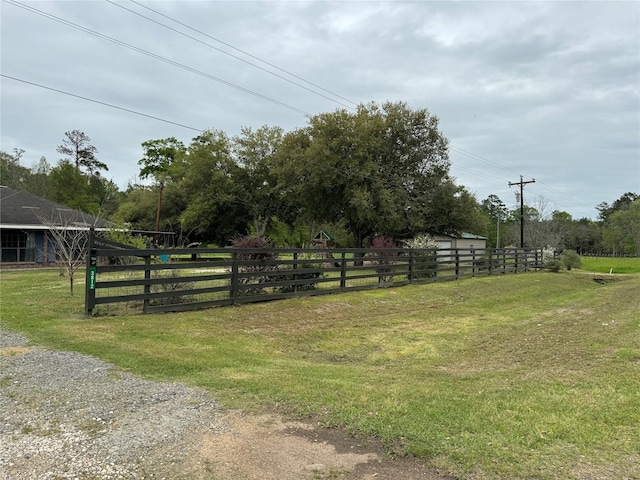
[430,233,487,251]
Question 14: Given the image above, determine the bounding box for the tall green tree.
[138,137,186,234]
[56,130,107,175]
[481,194,510,248]
[112,185,159,232]
[232,125,285,237]
[178,130,251,245]
[24,156,52,198]
[597,192,639,222]
[603,199,640,255]
[0,149,29,189]
[274,101,451,247]
[49,160,91,211]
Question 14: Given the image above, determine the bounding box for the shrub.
[403,235,439,279]
[231,235,280,295]
[103,229,150,265]
[149,270,195,305]
[369,236,398,283]
[278,258,322,293]
[545,259,563,272]
[559,250,582,271]
[542,246,556,265]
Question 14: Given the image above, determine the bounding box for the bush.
[149,270,195,305]
[403,235,439,279]
[278,259,322,293]
[545,259,563,272]
[369,236,398,283]
[559,250,581,271]
[103,229,150,265]
[231,235,280,295]
[542,247,556,265]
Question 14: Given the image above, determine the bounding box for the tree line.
[1,102,638,255]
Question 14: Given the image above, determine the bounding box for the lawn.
[1,267,639,479]
[579,255,640,274]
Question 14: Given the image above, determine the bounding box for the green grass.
[1,268,639,479]
[579,255,640,274]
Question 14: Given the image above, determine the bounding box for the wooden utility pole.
[154,179,164,243]
[509,176,536,247]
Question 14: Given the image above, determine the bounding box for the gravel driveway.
[0,328,223,479]
[1,328,450,480]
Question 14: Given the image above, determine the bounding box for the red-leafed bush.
[369,236,399,283]
[231,235,280,294]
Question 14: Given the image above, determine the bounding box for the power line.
[1,1,601,218]
[4,66,595,218]
[128,0,359,108]
[3,69,593,218]
[105,0,356,111]
[0,74,203,132]
[5,0,311,117]
[450,146,596,215]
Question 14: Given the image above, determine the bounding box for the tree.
[25,156,52,198]
[0,149,29,189]
[178,130,251,245]
[56,130,107,175]
[603,199,640,255]
[273,101,451,248]
[597,192,639,222]
[138,137,186,234]
[138,137,185,182]
[232,125,285,237]
[49,160,92,211]
[39,210,101,295]
[481,194,510,248]
[112,185,159,232]
[569,218,602,255]
[507,205,541,247]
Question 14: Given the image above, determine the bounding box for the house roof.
[0,186,108,230]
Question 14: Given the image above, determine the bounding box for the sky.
[1,0,639,221]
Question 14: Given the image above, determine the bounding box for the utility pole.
[509,176,535,248]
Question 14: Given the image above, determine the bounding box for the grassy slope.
[1,268,639,479]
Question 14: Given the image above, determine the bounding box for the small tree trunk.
[69,273,74,296]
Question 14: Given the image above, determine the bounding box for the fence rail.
[84,234,543,315]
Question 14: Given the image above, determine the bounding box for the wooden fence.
[84,234,543,315]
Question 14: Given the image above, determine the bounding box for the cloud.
[1,0,638,219]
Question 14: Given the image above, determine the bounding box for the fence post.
[231,251,239,303]
[292,251,298,293]
[455,250,460,280]
[143,250,151,314]
[340,251,347,291]
[84,227,96,316]
[471,249,476,278]
[408,249,414,283]
[488,250,493,276]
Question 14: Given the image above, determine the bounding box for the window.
[1,230,36,262]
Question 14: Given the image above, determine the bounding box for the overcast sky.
[2,0,639,220]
